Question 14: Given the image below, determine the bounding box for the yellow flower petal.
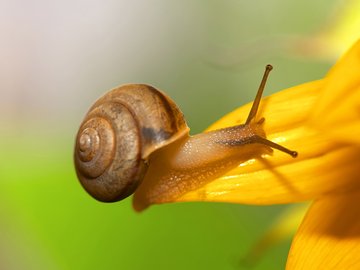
[310,39,360,144]
[286,191,360,269]
[177,41,360,205]
[177,41,360,203]
[133,41,360,210]
[177,144,360,205]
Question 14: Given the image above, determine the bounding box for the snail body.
[74,65,297,203]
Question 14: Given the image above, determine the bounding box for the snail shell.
[74,84,189,202]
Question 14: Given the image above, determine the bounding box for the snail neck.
[133,123,269,211]
[150,123,268,171]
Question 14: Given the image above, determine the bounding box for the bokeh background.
[1,0,358,269]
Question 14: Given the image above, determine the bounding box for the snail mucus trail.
[74,65,297,204]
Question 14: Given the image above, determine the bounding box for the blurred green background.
[1,0,356,269]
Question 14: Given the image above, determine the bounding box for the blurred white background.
[0,1,205,129]
[0,0,336,136]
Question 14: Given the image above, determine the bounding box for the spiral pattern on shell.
[74,84,189,202]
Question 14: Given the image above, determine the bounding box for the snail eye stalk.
[244,64,298,158]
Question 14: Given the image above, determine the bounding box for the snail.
[74,65,297,203]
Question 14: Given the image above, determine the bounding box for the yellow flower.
[133,40,360,268]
